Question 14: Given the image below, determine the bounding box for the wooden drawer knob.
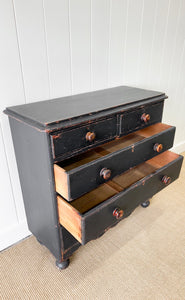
[86,131,96,142]
[141,113,150,123]
[100,168,111,180]
[162,175,171,185]
[113,208,124,219]
[153,143,163,153]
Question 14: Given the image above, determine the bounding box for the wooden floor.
[1,152,185,300]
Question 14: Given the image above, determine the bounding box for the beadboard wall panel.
[13,0,50,102]
[0,0,30,250]
[147,0,170,89]
[0,126,17,233]
[69,0,91,93]
[43,0,72,98]
[91,0,110,90]
[0,0,184,250]
[108,0,128,86]
[160,0,185,147]
[136,0,157,86]
[123,0,144,84]
[0,0,25,111]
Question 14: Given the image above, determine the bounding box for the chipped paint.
[52,133,62,139]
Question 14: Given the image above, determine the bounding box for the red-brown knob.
[100,168,111,180]
[162,175,171,185]
[141,113,150,123]
[113,208,124,219]
[153,143,163,153]
[86,131,96,142]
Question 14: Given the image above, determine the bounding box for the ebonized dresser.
[4,86,183,269]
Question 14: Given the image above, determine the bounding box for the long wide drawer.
[54,123,175,201]
[57,151,183,244]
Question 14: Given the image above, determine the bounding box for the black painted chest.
[4,86,183,269]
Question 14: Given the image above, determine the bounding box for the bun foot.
[36,238,43,245]
[56,259,70,270]
[141,200,150,208]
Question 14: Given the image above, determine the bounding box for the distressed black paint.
[4,86,167,130]
[57,126,175,201]
[82,156,183,244]
[4,85,182,269]
[120,101,164,135]
[51,116,117,159]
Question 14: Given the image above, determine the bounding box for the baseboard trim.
[171,141,185,154]
[0,220,31,251]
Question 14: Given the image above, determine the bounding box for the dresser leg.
[56,259,70,270]
[141,200,150,208]
[36,238,44,245]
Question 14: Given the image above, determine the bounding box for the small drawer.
[51,116,117,160]
[54,123,175,201]
[57,151,183,244]
[120,101,164,136]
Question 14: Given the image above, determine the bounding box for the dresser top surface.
[5,86,166,130]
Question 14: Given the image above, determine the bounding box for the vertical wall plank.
[159,0,184,147]
[0,0,26,224]
[136,0,157,87]
[109,0,128,87]
[0,0,25,112]
[13,0,50,102]
[159,0,181,91]
[167,0,185,94]
[173,42,185,145]
[69,0,91,94]
[123,0,144,85]
[1,115,27,222]
[0,125,18,232]
[91,0,110,90]
[43,0,71,98]
[147,0,170,89]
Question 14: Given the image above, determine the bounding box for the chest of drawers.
[4,86,183,269]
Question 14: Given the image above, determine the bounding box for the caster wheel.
[141,200,150,208]
[56,259,70,270]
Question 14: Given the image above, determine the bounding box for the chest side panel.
[8,117,63,259]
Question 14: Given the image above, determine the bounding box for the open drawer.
[57,151,183,244]
[54,123,175,201]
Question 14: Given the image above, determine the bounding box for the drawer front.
[55,125,175,201]
[57,152,183,244]
[120,101,164,136]
[51,117,117,159]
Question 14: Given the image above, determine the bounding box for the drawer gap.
[135,123,171,138]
